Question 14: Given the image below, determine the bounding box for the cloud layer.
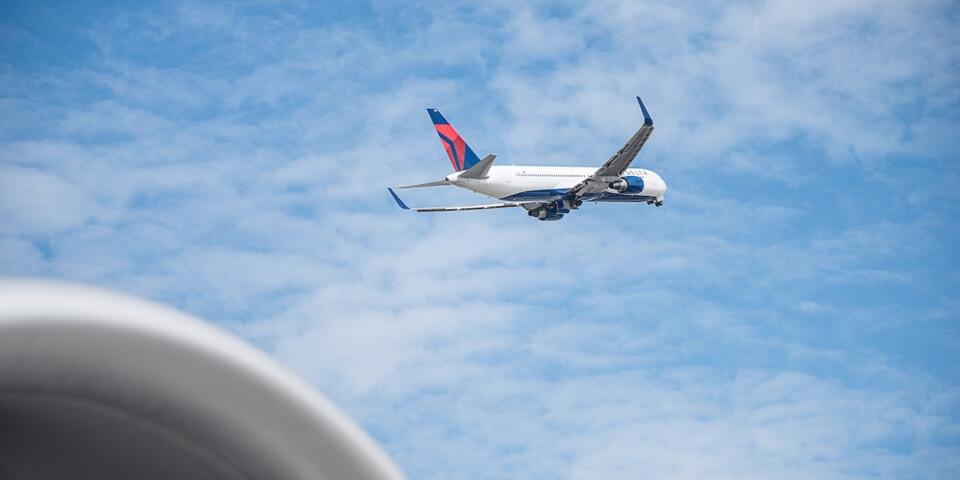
[1,1,958,478]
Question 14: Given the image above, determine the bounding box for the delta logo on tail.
[428,109,481,172]
[390,96,666,221]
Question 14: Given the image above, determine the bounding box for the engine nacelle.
[609,175,645,194]
[528,205,566,221]
[0,281,405,480]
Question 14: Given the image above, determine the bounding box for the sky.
[1,0,958,478]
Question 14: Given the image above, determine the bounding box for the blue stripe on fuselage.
[501,189,570,201]
[501,189,655,203]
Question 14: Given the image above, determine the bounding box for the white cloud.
[0,166,96,235]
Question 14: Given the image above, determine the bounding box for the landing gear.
[655,200,663,207]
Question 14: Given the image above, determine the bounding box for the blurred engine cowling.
[0,280,405,480]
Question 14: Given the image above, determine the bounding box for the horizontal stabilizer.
[458,154,497,180]
[397,180,451,189]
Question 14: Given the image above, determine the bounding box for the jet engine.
[528,208,564,221]
[609,175,645,194]
[528,200,573,221]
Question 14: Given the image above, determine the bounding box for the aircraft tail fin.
[427,108,481,172]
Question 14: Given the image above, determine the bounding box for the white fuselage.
[447,165,667,203]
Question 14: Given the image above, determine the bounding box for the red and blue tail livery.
[392,96,667,221]
[428,108,481,172]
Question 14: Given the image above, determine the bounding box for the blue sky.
[1,0,958,478]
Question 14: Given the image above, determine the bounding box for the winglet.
[387,188,409,210]
[636,96,653,126]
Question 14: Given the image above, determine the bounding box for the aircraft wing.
[413,203,520,212]
[388,188,525,212]
[569,96,654,197]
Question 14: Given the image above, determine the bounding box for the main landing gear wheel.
[655,200,663,207]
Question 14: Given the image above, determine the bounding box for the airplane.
[388,96,667,221]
